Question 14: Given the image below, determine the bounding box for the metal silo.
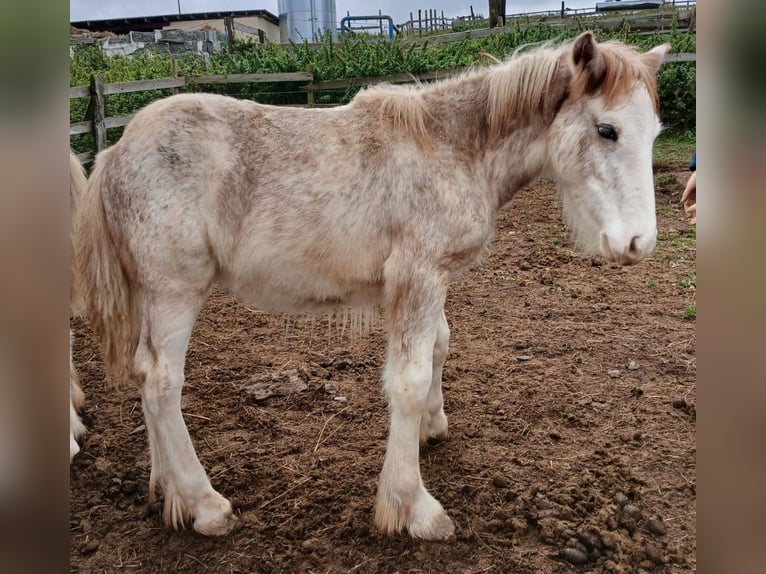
[278,0,337,43]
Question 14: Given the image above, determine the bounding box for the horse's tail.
[75,150,142,387]
[69,151,88,316]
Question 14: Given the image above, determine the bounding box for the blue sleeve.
[690,152,696,172]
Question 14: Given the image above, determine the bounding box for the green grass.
[654,172,676,186]
[654,131,696,164]
[645,280,658,289]
[658,227,696,261]
[682,304,697,320]
[676,271,697,289]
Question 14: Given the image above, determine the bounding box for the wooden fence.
[70,52,695,164]
[399,1,696,38]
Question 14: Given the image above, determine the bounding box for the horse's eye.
[597,123,618,142]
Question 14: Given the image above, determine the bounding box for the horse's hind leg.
[420,309,449,444]
[375,266,455,540]
[137,294,236,536]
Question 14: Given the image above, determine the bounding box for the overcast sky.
[70,1,597,25]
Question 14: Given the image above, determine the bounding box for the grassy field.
[654,130,696,164]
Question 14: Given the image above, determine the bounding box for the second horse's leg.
[420,309,450,444]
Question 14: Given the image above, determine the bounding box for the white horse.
[70,151,88,461]
[75,32,669,539]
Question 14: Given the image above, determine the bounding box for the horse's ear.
[641,43,671,76]
[571,31,605,91]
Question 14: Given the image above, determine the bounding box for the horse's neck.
[421,73,550,207]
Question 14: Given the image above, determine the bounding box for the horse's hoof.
[409,508,455,540]
[407,492,455,540]
[192,492,237,536]
[420,410,449,445]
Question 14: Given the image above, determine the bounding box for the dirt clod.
[563,547,589,565]
[647,519,666,536]
[623,504,643,521]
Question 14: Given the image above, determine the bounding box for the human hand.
[681,170,696,224]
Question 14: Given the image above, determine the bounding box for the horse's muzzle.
[600,232,656,266]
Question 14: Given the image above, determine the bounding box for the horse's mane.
[352,36,660,148]
[352,82,433,149]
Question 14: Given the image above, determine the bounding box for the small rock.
[301,538,321,553]
[516,355,532,362]
[323,383,338,395]
[672,398,687,409]
[645,543,663,563]
[333,395,347,403]
[492,476,510,489]
[623,504,643,521]
[613,492,629,507]
[563,547,589,565]
[608,369,622,378]
[628,360,640,371]
[81,539,100,554]
[647,519,666,536]
[121,480,138,495]
[548,431,561,441]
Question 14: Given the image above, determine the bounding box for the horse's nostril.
[628,235,641,257]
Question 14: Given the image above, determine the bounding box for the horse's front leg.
[375,271,455,540]
[420,309,449,444]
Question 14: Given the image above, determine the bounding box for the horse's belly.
[221,258,384,313]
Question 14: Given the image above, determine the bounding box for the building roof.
[71,9,279,34]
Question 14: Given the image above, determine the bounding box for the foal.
[76,32,669,538]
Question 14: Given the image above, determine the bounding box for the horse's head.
[546,33,669,265]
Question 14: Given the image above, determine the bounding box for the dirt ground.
[70,163,696,573]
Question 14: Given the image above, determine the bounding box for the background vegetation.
[70,23,695,153]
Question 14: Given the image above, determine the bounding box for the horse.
[70,151,88,461]
[75,32,669,539]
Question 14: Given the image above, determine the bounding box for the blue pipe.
[340,15,396,40]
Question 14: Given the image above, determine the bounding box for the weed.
[676,271,696,289]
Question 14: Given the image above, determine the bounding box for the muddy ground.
[70,163,696,573]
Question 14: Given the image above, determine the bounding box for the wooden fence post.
[90,74,107,153]
[170,58,179,94]
[418,9,422,36]
[305,64,315,107]
[224,17,235,51]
